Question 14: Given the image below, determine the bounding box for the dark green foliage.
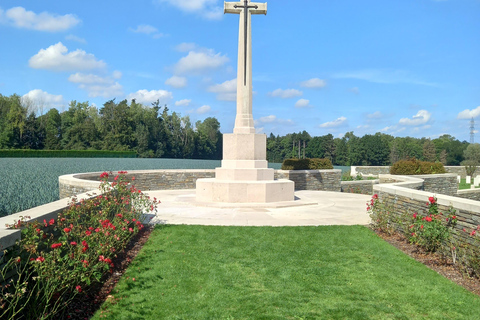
[390,158,446,175]
[281,158,333,170]
[0,149,136,158]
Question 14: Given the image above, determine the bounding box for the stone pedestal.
[196,133,294,203]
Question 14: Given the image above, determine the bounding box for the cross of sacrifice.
[224,0,267,134]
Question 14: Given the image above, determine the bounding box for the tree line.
[267,131,469,166]
[0,94,222,159]
[0,93,470,165]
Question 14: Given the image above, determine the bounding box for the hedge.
[281,158,333,170]
[390,158,446,175]
[0,149,137,158]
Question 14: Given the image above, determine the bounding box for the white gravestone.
[467,176,472,184]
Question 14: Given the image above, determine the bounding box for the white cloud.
[174,49,229,75]
[254,115,294,126]
[349,87,360,94]
[319,116,347,128]
[1,6,80,32]
[367,111,384,119]
[165,76,188,88]
[126,89,173,105]
[208,78,236,101]
[155,0,222,20]
[300,78,326,89]
[399,110,431,126]
[65,34,86,44]
[21,89,65,112]
[175,42,197,52]
[457,106,480,119]
[196,105,211,114]
[294,99,312,108]
[68,72,123,98]
[129,24,164,38]
[333,69,437,86]
[268,88,302,99]
[175,99,191,107]
[29,42,106,71]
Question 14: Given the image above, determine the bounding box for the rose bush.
[0,171,158,320]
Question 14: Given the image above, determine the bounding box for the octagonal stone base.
[196,178,294,203]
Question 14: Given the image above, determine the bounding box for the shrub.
[390,158,446,175]
[366,194,397,235]
[281,158,333,170]
[0,171,158,320]
[407,197,457,252]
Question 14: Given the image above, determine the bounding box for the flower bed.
[0,172,158,320]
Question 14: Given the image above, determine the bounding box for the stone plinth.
[196,132,295,203]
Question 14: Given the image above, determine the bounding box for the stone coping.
[0,189,102,252]
[374,174,480,213]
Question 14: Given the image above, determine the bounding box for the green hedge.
[390,158,446,175]
[0,149,137,158]
[281,158,333,170]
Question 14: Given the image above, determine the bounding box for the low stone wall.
[341,180,378,195]
[59,170,216,199]
[374,182,480,244]
[352,166,390,176]
[419,174,458,196]
[456,189,480,201]
[275,169,341,191]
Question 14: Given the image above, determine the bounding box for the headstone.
[467,176,472,184]
[475,176,480,187]
[196,1,294,203]
[457,175,461,183]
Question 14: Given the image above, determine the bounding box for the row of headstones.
[460,176,480,188]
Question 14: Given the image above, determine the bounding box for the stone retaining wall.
[275,169,341,191]
[374,182,480,244]
[353,165,480,180]
[341,180,378,194]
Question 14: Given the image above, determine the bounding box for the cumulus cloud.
[457,106,480,119]
[0,6,80,32]
[155,0,223,20]
[254,115,294,126]
[333,69,437,86]
[126,89,173,105]
[165,76,188,88]
[399,110,431,126]
[268,88,302,99]
[174,49,229,75]
[300,78,326,89]
[175,99,191,107]
[196,105,211,114]
[68,72,123,98]
[175,42,197,52]
[294,99,312,108]
[29,42,106,71]
[319,116,347,128]
[129,24,164,38]
[21,89,65,112]
[65,34,86,44]
[208,78,236,101]
[367,111,384,119]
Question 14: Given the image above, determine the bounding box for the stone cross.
[224,0,267,134]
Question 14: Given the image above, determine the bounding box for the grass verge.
[93,225,480,320]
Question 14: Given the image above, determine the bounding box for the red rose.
[428,197,435,204]
[64,228,71,233]
[36,256,45,262]
[51,243,62,249]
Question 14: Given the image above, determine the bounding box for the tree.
[422,139,437,162]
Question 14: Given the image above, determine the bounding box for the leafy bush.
[0,172,158,320]
[407,197,457,252]
[281,158,333,170]
[390,158,446,175]
[366,194,397,235]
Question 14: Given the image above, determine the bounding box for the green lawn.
[459,178,478,190]
[93,225,480,320]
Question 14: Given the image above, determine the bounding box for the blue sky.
[0,0,479,141]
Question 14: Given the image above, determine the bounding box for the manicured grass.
[93,225,480,320]
[459,178,479,190]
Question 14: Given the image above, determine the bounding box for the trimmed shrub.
[390,158,446,175]
[281,158,333,170]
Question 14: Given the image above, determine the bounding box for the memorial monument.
[196,0,295,203]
